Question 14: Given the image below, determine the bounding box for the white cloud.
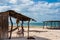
[10,1,60,21]
[27,2,60,15]
[0,6,11,12]
[9,0,17,4]
[19,0,31,3]
[0,0,60,22]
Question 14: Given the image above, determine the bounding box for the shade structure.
[6,10,35,21]
[43,20,60,29]
[0,10,36,39]
[0,10,35,21]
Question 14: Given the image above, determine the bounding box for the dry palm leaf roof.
[0,10,36,21]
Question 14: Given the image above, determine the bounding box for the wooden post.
[46,22,47,28]
[21,21,24,37]
[51,22,52,28]
[16,19,19,31]
[44,22,46,28]
[28,21,30,38]
[43,22,45,29]
[55,22,57,28]
[54,22,56,28]
[17,23,19,30]
[59,22,60,28]
[58,22,60,28]
[9,16,13,39]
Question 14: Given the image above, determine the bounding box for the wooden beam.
[51,22,52,28]
[28,21,30,37]
[21,21,24,37]
[17,23,19,30]
[16,19,20,31]
[9,16,13,39]
[58,22,60,28]
[43,22,45,29]
[45,22,47,28]
[54,22,56,28]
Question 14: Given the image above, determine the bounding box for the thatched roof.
[0,10,36,21]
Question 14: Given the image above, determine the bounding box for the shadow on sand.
[25,30,48,33]
[4,36,50,40]
[47,28,60,30]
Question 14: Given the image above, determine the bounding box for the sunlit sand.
[7,26,60,40]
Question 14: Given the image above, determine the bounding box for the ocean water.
[9,22,60,27]
[9,23,43,26]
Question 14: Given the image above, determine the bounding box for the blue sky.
[33,0,60,3]
[0,0,60,23]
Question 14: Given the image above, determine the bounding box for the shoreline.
[9,26,44,28]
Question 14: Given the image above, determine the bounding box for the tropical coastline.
[0,0,60,40]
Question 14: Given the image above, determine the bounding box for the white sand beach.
[7,26,60,40]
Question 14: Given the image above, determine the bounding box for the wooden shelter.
[0,10,35,39]
[43,20,60,29]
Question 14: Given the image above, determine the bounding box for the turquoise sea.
[9,23,43,26]
[9,22,60,27]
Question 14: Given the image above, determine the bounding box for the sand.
[8,26,60,40]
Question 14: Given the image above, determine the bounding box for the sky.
[0,0,60,23]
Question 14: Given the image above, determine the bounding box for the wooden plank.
[21,21,24,37]
[0,14,3,39]
[9,16,13,39]
[0,13,8,39]
[2,13,8,39]
[28,21,30,37]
